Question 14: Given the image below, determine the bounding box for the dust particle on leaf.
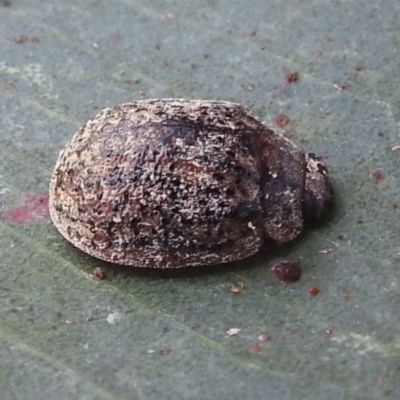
[13,35,29,44]
[315,50,323,56]
[370,170,385,183]
[112,33,120,40]
[333,83,347,91]
[166,12,178,19]
[159,349,172,355]
[272,261,302,283]
[257,334,270,342]
[107,312,123,324]
[229,281,245,294]
[250,345,262,353]
[317,247,334,254]
[308,287,320,296]
[274,114,290,127]
[285,71,300,84]
[226,328,241,336]
[91,267,107,280]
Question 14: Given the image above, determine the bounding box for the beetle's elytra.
[49,99,332,268]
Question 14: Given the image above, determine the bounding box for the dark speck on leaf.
[285,71,300,84]
[274,114,290,127]
[272,261,302,283]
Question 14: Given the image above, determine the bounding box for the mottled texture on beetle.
[49,99,332,268]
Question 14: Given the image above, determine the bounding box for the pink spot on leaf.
[2,193,49,222]
[370,170,385,184]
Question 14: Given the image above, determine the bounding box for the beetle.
[49,99,332,268]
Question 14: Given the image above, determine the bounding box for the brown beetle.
[49,99,332,268]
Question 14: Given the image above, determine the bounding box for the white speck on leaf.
[226,328,241,336]
[107,312,123,325]
[318,247,334,254]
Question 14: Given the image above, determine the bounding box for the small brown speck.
[229,281,245,294]
[112,33,121,40]
[325,328,334,335]
[250,345,262,353]
[318,247,334,254]
[159,349,172,355]
[370,170,385,183]
[355,65,364,71]
[285,71,299,84]
[250,30,257,37]
[257,334,270,342]
[13,35,29,44]
[65,318,73,324]
[333,83,347,91]
[272,261,302,283]
[315,50,323,56]
[123,78,141,85]
[86,316,93,322]
[154,43,161,51]
[274,114,290,128]
[92,267,107,280]
[308,287,320,296]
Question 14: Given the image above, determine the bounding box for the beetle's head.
[302,153,333,223]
